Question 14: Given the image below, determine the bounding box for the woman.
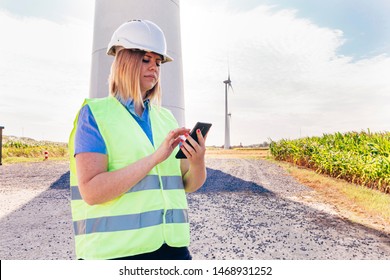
[69,20,207,260]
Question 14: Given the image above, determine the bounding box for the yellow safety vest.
[68,96,190,259]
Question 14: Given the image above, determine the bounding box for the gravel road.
[1,158,389,260]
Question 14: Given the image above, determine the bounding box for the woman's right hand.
[153,127,190,164]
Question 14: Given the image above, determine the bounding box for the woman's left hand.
[180,129,208,193]
[179,129,207,166]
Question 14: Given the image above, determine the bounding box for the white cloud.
[0,10,93,141]
[181,3,390,145]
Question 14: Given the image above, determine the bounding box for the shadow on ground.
[195,168,272,194]
[50,171,70,189]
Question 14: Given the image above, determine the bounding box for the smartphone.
[175,122,212,159]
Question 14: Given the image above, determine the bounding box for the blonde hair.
[109,49,161,107]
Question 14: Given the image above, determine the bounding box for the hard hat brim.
[107,45,173,63]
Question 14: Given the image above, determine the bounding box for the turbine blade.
[229,83,235,94]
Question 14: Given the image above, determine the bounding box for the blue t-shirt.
[75,98,153,155]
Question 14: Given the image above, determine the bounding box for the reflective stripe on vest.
[70,175,183,200]
[73,209,188,235]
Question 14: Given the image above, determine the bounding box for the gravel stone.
[0,159,389,260]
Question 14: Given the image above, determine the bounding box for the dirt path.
[1,159,389,259]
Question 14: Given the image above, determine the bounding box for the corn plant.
[270,130,390,193]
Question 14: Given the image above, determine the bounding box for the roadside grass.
[207,147,390,233]
[206,147,270,160]
[1,136,68,164]
[269,158,390,233]
[3,156,69,164]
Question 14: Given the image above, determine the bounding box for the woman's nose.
[147,61,157,70]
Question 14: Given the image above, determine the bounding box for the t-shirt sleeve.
[74,104,107,155]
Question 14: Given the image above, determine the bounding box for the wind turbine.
[223,68,234,149]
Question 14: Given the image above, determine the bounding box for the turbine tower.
[223,71,233,149]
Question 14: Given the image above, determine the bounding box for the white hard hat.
[107,19,173,63]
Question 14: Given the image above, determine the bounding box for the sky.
[0,0,389,146]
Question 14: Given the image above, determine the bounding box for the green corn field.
[269,130,390,193]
